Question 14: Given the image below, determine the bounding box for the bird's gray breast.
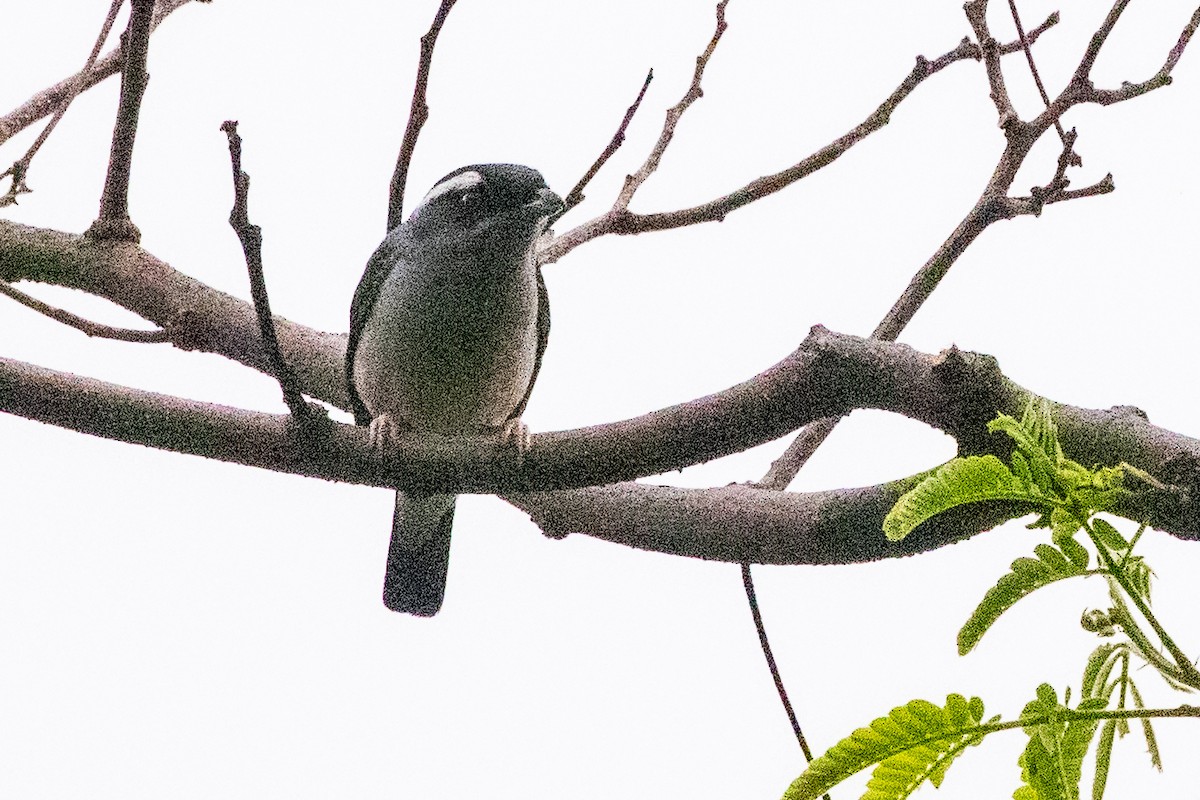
[351,246,539,433]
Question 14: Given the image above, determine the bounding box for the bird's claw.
[498,417,531,464]
[368,413,409,456]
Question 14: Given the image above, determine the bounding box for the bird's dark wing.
[346,231,409,425]
[508,267,550,423]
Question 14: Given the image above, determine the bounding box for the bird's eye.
[460,190,483,210]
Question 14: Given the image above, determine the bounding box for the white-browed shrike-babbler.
[346,164,563,615]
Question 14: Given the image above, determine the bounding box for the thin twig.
[616,1,729,211]
[0,280,167,342]
[220,121,309,419]
[87,0,155,243]
[539,12,1060,265]
[759,0,1196,508]
[387,0,458,232]
[0,0,198,147]
[1006,0,1066,140]
[625,0,832,770]
[562,68,654,213]
[0,0,125,207]
[760,7,1119,492]
[1089,4,1200,106]
[965,0,1020,130]
[1071,0,1133,88]
[757,418,841,492]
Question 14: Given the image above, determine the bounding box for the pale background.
[1,2,1198,798]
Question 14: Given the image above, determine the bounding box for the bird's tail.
[383,492,455,616]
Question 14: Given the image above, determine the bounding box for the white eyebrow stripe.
[418,170,484,208]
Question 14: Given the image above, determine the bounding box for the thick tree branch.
[0,0,199,147]
[0,220,347,408]
[2,326,1198,546]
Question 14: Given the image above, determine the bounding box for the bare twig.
[539,13,1060,265]
[562,68,654,213]
[761,8,1140,492]
[1006,0,1066,140]
[387,0,458,232]
[757,417,841,491]
[1071,0,1133,88]
[0,0,198,147]
[87,0,155,243]
[965,0,1020,130]
[615,1,729,210]
[758,0,1190,494]
[0,280,167,342]
[1089,4,1200,105]
[0,0,125,207]
[220,121,310,419]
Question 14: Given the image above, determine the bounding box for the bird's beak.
[529,187,566,225]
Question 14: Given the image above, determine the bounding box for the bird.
[346,163,563,616]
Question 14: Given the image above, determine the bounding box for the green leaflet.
[1013,686,1106,800]
[883,455,1034,542]
[781,695,987,800]
[1092,720,1116,800]
[958,542,1090,655]
[884,397,1131,543]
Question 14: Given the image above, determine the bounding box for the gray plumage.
[346,164,560,615]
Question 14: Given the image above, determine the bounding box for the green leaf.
[1092,720,1116,800]
[1050,507,1084,545]
[884,456,1037,542]
[989,399,1062,493]
[1017,731,1069,800]
[1080,644,1125,701]
[959,544,1090,655]
[1127,680,1163,771]
[781,695,987,800]
[1121,556,1153,605]
[1056,535,1090,571]
[1013,685,1096,800]
[1090,518,1129,551]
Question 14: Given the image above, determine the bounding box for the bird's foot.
[368,413,410,455]
[497,417,532,464]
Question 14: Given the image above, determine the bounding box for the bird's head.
[404,164,564,261]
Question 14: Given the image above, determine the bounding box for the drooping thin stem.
[741,564,821,766]
[0,279,167,342]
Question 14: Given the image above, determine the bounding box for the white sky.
[2,2,1199,798]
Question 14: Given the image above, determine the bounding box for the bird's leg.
[368,412,411,455]
[496,417,532,464]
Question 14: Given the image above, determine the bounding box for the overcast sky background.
[2,2,1199,798]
